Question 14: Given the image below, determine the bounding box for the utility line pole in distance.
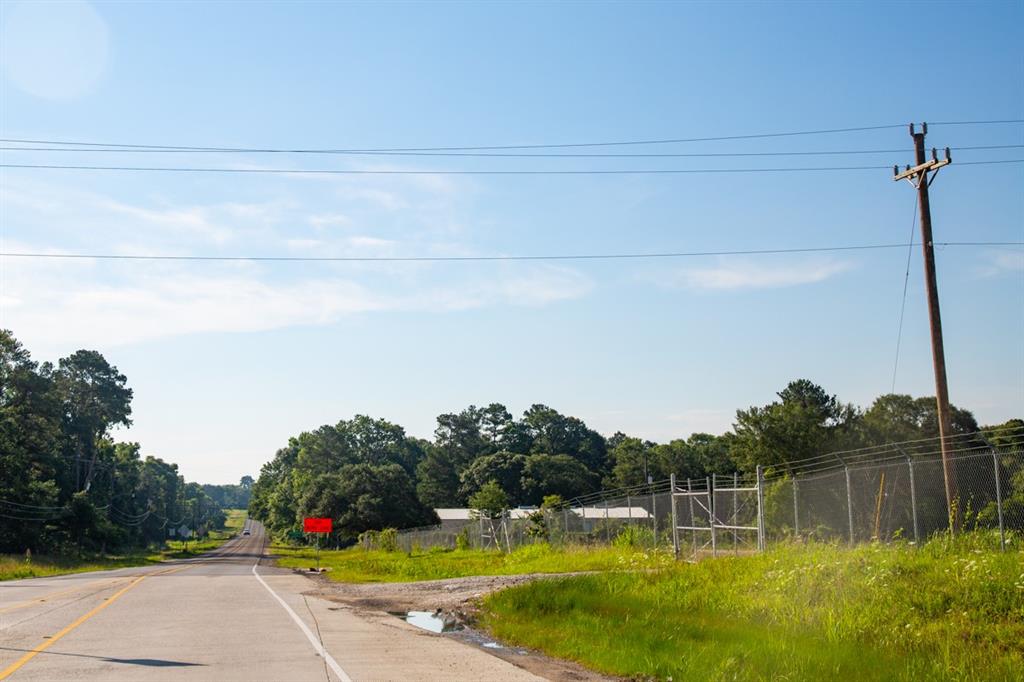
[892,122,958,532]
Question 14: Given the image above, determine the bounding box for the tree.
[458,451,527,504]
[468,480,509,519]
[415,445,462,507]
[434,406,488,471]
[299,464,437,540]
[731,380,858,471]
[609,436,655,488]
[522,404,608,474]
[479,403,514,450]
[54,350,133,492]
[520,454,599,505]
[468,480,510,551]
[0,331,63,552]
[862,394,978,445]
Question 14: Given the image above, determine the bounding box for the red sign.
[303,517,332,533]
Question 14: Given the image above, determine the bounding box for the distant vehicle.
[242,529,251,536]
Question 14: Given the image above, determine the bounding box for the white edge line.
[252,562,353,682]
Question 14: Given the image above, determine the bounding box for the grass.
[0,509,248,580]
[0,552,164,581]
[480,532,1024,681]
[272,541,671,583]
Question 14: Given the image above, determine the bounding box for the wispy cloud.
[977,250,1024,277]
[652,258,852,291]
[0,246,591,350]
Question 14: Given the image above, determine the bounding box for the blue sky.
[1,1,1021,484]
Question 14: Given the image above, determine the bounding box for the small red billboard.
[303,517,332,533]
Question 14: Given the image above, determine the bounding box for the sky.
[1,1,1021,484]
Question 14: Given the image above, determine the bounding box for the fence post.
[733,472,739,555]
[906,455,920,544]
[793,476,800,539]
[992,448,1006,551]
[709,475,717,558]
[604,500,611,543]
[688,478,697,557]
[670,474,679,560]
[845,465,855,545]
[627,493,632,525]
[563,507,569,546]
[755,465,766,552]
[651,486,657,548]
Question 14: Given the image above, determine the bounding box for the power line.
[0,125,908,153]
[1,143,1021,158]
[0,242,1018,264]
[2,159,1022,176]
[0,120,1019,154]
[890,196,920,394]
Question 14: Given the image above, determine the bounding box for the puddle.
[392,610,463,634]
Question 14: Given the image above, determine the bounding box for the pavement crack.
[302,595,331,682]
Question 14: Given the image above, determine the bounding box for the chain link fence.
[395,426,1024,558]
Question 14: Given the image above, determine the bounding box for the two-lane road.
[0,522,542,681]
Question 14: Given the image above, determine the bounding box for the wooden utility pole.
[892,122,958,532]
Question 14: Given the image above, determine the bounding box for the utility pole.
[892,122,958,532]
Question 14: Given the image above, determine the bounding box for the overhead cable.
[0,241,1018,264]
[1,144,1021,158]
[0,119,1019,153]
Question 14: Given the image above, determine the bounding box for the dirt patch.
[300,571,617,682]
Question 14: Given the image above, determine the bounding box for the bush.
[455,527,471,551]
[613,524,654,549]
[379,527,399,553]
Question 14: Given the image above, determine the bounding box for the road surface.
[0,522,542,681]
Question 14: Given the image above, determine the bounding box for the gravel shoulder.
[296,570,617,682]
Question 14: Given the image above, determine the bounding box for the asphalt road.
[0,522,542,681]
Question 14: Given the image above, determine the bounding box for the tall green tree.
[54,350,133,492]
[731,380,859,470]
[0,331,62,551]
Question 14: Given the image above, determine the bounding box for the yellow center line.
[0,564,192,680]
[0,577,133,615]
[0,563,191,616]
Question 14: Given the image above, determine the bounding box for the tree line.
[249,377,1020,543]
[0,330,233,554]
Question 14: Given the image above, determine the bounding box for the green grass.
[480,532,1024,681]
[272,541,672,583]
[0,509,248,580]
[0,552,164,581]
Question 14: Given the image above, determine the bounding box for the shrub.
[613,524,654,549]
[378,527,399,553]
[455,526,471,551]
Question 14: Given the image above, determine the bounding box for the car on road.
[242,529,251,536]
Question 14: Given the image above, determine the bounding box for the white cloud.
[658,258,851,291]
[978,250,1024,277]
[96,199,237,244]
[0,247,591,350]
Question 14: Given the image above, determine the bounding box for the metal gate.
[670,470,764,561]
